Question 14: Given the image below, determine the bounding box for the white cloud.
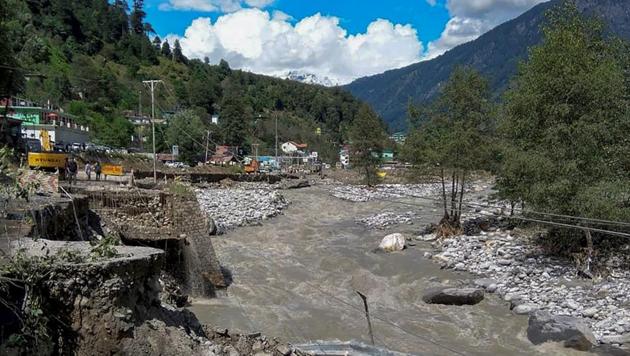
[159,0,274,12]
[425,0,437,6]
[170,9,423,84]
[425,0,547,58]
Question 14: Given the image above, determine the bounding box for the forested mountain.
[345,0,630,131]
[0,0,370,161]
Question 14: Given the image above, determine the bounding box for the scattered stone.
[358,211,417,229]
[417,234,437,242]
[527,311,597,351]
[422,288,485,306]
[473,278,497,289]
[601,334,630,345]
[378,233,406,252]
[513,304,538,315]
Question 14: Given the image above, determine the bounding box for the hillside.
[345,0,630,131]
[0,0,370,161]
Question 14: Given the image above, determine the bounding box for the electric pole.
[138,90,143,150]
[274,112,278,171]
[142,80,162,182]
[205,130,210,164]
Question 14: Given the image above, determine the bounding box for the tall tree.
[152,36,162,51]
[161,40,171,57]
[404,67,495,234]
[173,39,187,63]
[348,105,387,186]
[165,110,207,164]
[497,1,630,254]
[130,0,146,34]
[219,82,249,148]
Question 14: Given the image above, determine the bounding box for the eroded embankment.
[1,238,306,356]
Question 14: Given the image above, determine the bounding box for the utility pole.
[142,80,162,182]
[274,112,278,171]
[356,291,375,346]
[205,130,210,164]
[138,90,143,150]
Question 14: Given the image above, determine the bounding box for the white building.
[21,122,90,148]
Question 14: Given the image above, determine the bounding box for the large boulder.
[527,311,597,351]
[422,288,484,306]
[378,233,406,252]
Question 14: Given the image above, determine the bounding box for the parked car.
[70,143,83,152]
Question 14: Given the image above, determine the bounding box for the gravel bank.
[357,211,417,229]
[330,183,443,202]
[195,183,289,234]
[427,228,630,345]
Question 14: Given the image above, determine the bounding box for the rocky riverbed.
[196,183,289,234]
[357,210,417,229]
[426,227,630,346]
[330,183,443,202]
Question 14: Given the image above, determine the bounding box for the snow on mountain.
[282,71,339,87]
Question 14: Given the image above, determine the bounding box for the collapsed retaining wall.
[1,239,218,355]
[86,188,226,295]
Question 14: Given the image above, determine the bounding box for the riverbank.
[428,225,630,347]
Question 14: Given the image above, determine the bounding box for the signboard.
[28,152,67,169]
[172,145,179,158]
[101,164,124,176]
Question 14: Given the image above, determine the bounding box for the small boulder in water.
[422,288,484,306]
[378,233,406,252]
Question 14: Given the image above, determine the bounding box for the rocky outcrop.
[422,288,485,306]
[527,311,597,351]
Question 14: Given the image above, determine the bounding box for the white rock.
[379,233,406,252]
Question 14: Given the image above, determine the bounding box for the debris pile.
[196,183,289,234]
[357,211,416,229]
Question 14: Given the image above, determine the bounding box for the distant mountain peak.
[282,71,339,87]
[345,0,630,131]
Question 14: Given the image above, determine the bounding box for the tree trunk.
[450,171,456,218]
[457,170,466,223]
[585,229,593,273]
[440,167,448,218]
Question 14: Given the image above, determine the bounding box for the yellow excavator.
[27,129,67,171]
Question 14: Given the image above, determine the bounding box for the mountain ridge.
[345,0,630,131]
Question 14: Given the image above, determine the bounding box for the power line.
[341,189,630,239]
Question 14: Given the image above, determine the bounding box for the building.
[1,97,90,149]
[209,145,239,165]
[281,141,308,154]
[381,149,395,163]
[390,132,407,145]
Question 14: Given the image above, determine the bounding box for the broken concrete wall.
[1,239,214,356]
[87,189,226,295]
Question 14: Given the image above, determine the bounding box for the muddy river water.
[190,186,578,355]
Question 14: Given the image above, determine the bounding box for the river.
[189,185,578,355]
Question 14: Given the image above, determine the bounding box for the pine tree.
[152,36,162,51]
[130,0,145,34]
[161,41,171,57]
[173,39,187,63]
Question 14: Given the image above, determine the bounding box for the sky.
[145,0,548,84]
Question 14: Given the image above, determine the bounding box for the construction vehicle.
[244,159,260,174]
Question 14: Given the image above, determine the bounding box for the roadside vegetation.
[0,0,373,163]
[404,1,630,256]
